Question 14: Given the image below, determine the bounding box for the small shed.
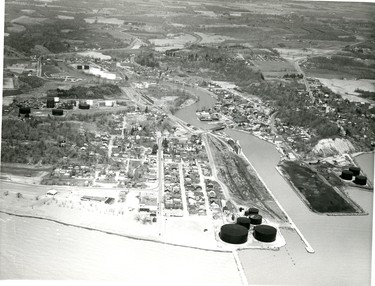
[46,190,58,196]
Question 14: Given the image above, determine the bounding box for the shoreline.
[0,194,285,253]
[0,209,231,253]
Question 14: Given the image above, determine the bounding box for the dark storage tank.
[250,214,262,225]
[219,224,248,244]
[79,103,90,110]
[253,225,277,243]
[349,166,361,176]
[354,175,367,186]
[52,109,64,116]
[341,170,353,180]
[245,207,259,216]
[47,98,55,108]
[19,107,31,114]
[236,217,251,230]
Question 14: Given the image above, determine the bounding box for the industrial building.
[219,224,248,244]
[46,98,55,108]
[253,225,277,243]
[79,103,90,110]
[19,107,31,117]
[52,109,64,116]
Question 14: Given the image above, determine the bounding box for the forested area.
[1,117,108,165]
[48,84,122,99]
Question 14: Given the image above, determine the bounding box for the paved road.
[156,136,165,236]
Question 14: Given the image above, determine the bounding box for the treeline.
[247,81,340,138]
[47,84,122,99]
[306,56,375,79]
[278,108,339,138]
[355,89,375,101]
[5,17,88,55]
[171,46,262,85]
[18,75,45,89]
[136,53,160,68]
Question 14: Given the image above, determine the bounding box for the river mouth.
[174,85,373,285]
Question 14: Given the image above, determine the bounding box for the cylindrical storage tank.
[52,109,64,116]
[236,217,251,230]
[79,103,90,110]
[247,208,259,215]
[250,214,262,225]
[219,224,248,244]
[354,175,367,185]
[54,97,60,103]
[46,98,55,108]
[349,166,361,176]
[253,225,277,243]
[19,107,31,114]
[341,170,353,180]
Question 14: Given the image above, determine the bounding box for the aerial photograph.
[0,0,374,285]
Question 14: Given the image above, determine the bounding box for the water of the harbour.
[174,87,219,130]
[175,88,373,286]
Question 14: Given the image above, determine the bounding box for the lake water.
[175,89,373,285]
[354,152,374,184]
[0,213,242,283]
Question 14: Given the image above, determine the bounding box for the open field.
[318,78,375,103]
[278,161,363,214]
[11,15,48,25]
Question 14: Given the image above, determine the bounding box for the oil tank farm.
[341,170,354,180]
[19,107,31,115]
[46,98,55,108]
[349,166,361,176]
[245,207,259,216]
[249,214,262,225]
[79,103,90,110]
[219,224,248,244]
[52,109,64,116]
[253,225,277,243]
[354,175,367,185]
[236,217,251,229]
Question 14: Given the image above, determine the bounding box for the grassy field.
[279,161,361,214]
[0,164,52,177]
